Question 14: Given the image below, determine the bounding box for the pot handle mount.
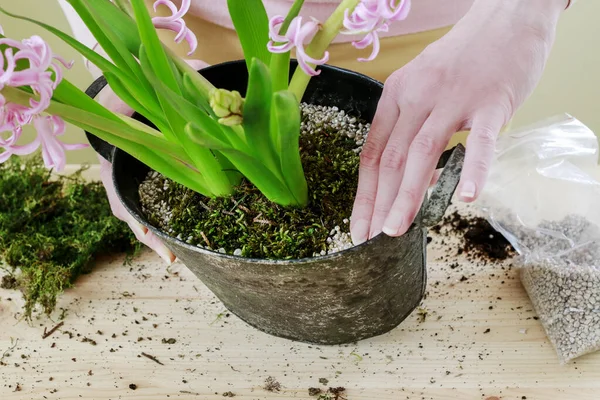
[84,75,116,163]
[422,144,466,227]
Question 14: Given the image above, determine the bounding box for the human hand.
[350,0,567,244]
[95,59,209,264]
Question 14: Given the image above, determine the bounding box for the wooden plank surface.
[1,198,599,399]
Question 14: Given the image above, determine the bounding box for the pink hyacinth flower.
[0,116,86,170]
[153,0,198,56]
[0,33,87,171]
[342,0,411,62]
[0,35,73,115]
[268,16,329,77]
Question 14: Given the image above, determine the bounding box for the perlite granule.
[516,215,600,363]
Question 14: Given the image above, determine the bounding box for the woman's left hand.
[350,0,567,245]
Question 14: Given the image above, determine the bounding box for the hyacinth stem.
[288,0,360,101]
[269,0,305,92]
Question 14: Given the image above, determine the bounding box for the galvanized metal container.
[86,60,464,344]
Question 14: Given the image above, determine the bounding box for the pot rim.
[110,59,424,266]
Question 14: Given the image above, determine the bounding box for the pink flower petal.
[267,16,329,76]
[268,16,289,43]
[152,0,197,55]
[0,151,11,163]
[10,139,41,156]
[342,0,410,62]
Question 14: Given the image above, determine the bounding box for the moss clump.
[0,156,141,318]
[142,110,363,260]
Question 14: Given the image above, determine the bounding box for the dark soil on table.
[434,211,516,262]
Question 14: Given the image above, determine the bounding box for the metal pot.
[85,60,464,345]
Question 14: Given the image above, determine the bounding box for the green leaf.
[182,73,213,115]
[227,0,272,70]
[111,0,135,19]
[0,86,188,164]
[244,58,280,175]
[184,123,233,150]
[139,46,233,196]
[52,80,121,122]
[81,123,210,195]
[66,1,138,78]
[271,91,308,206]
[269,0,305,92]
[130,0,181,94]
[140,52,231,145]
[219,149,297,206]
[104,72,169,133]
[214,151,243,186]
[67,0,157,105]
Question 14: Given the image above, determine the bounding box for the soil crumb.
[1,275,18,290]
[264,376,281,392]
[309,386,347,399]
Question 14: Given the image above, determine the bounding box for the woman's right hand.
[95,59,209,265]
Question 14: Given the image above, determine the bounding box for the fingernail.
[460,181,477,200]
[155,242,176,265]
[383,213,405,237]
[369,228,382,240]
[351,219,370,245]
[129,221,148,240]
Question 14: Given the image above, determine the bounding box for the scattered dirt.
[128,384,137,390]
[0,275,18,290]
[222,392,236,397]
[437,211,515,262]
[161,338,177,344]
[264,376,281,392]
[309,386,347,399]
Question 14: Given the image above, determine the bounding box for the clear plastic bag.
[475,114,600,364]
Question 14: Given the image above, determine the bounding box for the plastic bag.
[475,114,600,364]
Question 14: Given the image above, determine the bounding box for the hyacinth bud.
[209,88,244,126]
[218,114,244,127]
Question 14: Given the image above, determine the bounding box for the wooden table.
[1,197,599,399]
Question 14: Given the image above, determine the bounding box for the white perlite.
[139,171,173,232]
[300,103,369,154]
[515,215,600,363]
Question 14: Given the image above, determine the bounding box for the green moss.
[144,117,362,260]
[0,156,141,319]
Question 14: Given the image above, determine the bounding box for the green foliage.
[227,0,272,70]
[0,157,141,319]
[271,91,308,205]
[0,0,329,209]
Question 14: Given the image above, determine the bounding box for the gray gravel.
[515,215,600,363]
